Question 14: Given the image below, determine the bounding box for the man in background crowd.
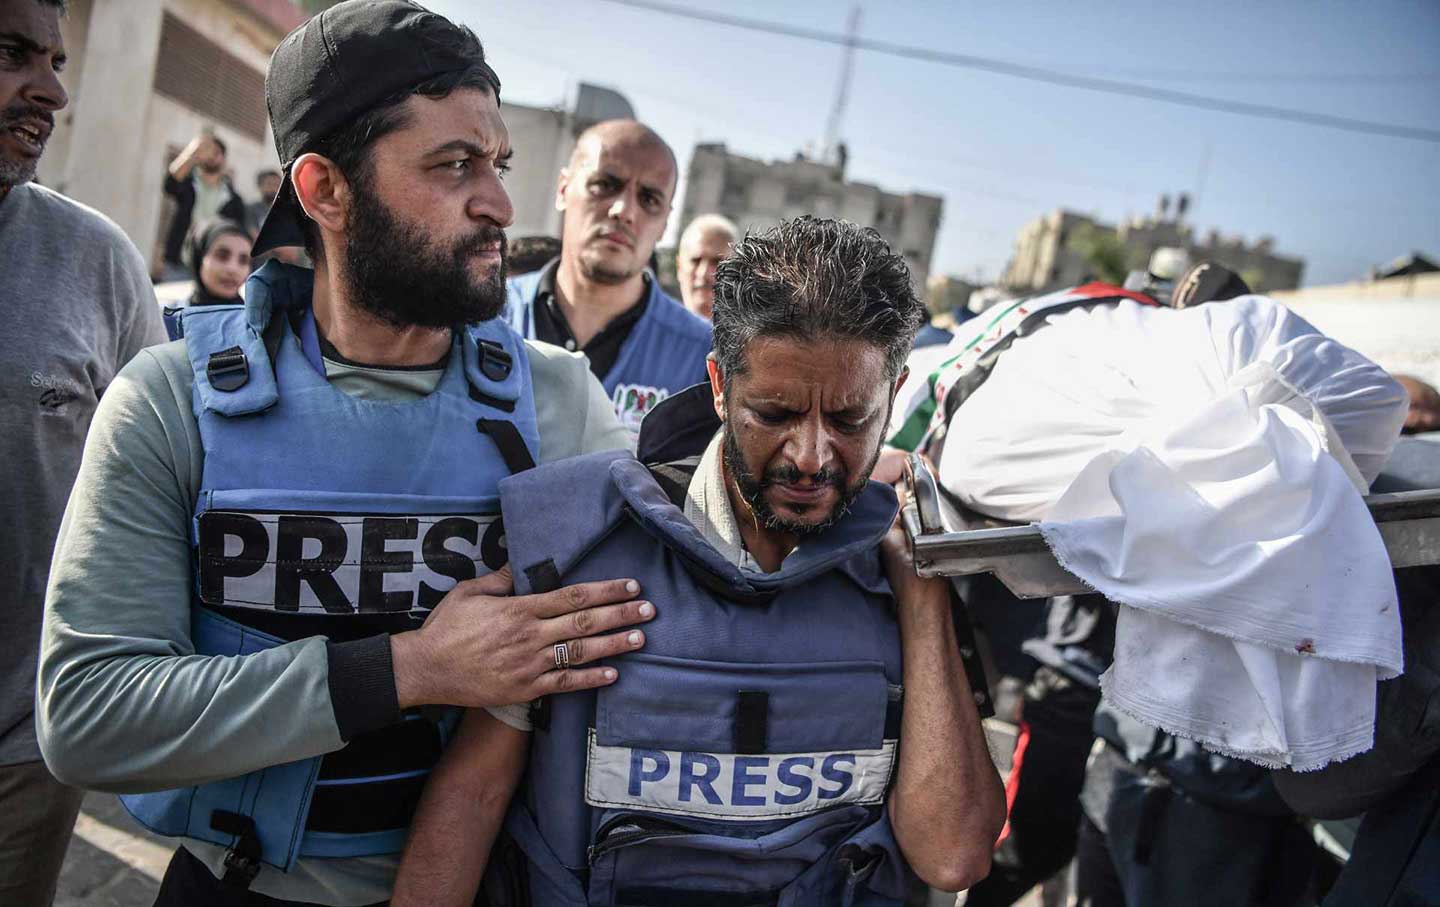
[159,128,246,280]
[0,1,167,902]
[246,167,281,230]
[675,212,736,320]
[506,119,712,437]
[248,166,309,268]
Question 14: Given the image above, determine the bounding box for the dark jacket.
[1273,566,1440,907]
[162,173,246,267]
[1272,438,1440,907]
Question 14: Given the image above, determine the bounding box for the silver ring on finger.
[553,642,571,670]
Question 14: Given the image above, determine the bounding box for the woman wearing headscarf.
[162,218,253,340]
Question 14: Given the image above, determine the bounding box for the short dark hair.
[297,52,495,261]
[711,217,924,382]
[36,0,68,12]
[256,168,281,184]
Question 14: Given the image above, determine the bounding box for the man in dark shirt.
[245,168,281,231]
[526,256,651,379]
[505,119,711,438]
[159,129,246,280]
[1272,437,1440,906]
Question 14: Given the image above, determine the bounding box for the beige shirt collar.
[682,431,768,573]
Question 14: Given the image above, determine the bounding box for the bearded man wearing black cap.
[37,3,662,904]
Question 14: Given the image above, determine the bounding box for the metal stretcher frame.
[901,453,1440,599]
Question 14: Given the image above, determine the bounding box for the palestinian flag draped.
[889,283,1158,452]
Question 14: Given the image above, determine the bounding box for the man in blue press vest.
[37,4,667,905]
[393,217,1007,905]
[505,119,713,439]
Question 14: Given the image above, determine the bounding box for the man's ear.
[292,152,348,239]
[706,354,725,422]
[554,167,570,213]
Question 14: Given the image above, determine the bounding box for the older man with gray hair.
[676,212,737,320]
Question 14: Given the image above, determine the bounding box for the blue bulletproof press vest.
[505,263,711,435]
[120,261,541,880]
[495,449,912,906]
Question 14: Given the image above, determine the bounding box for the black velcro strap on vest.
[209,810,261,888]
[524,558,563,733]
[733,690,768,755]
[469,382,516,413]
[884,689,904,740]
[316,716,443,780]
[523,558,562,594]
[206,346,250,393]
[305,773,429,834]
[615,886,781,907]
[530,697,553,733]
[300,715,447,836]
[476,418,536,474]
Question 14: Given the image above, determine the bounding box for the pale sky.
[432,0,1440,287]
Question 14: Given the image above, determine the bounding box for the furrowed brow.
[428,139,503,159]
[0,31,49,56]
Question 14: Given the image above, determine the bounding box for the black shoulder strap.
[476,418,537,475]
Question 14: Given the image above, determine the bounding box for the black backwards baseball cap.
[252,0,501,256]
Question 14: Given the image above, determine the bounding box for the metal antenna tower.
[822,5,861,168]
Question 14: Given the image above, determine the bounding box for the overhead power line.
[1049,68,1440,85]
[596,0,1440,144]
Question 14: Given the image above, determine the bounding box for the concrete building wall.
[1273,274,1440,388]
[837,181,875,227]
[37,0,93,188]
[38,0,285,270]
[926,274,978,317]
[1003,206,1305,294]
[680,145,727,226]
[679,143,943,289]
[1003,209,1098,291]
[499,101,573,240]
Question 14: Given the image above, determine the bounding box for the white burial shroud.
[940,296,1409,770]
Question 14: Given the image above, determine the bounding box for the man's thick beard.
[343,180,509,330]
[721,424,876,538]
[0,154,35,190]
